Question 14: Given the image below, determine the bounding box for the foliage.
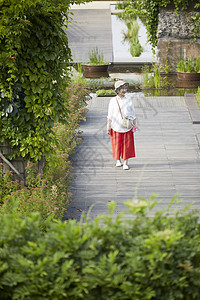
[177,88,198,96]
[0,83,89,225]
[163,41,172,74]
[0,0,91,162]
[154,64,163,88]
[88,47,108,65]
[142,66,155,88]
[96,89,115,96]
[177,57,200,73]
[0,162,67,222]
[86,78,115,90]
[0,168,22,204]
[123,19,143,57]
[1,196,200,299]
[116,0,130,9]
[124,78,141,86]
[73,63,88,86]
[130,41,143,57]
[122,0,200,48]
[142,89,169,97]
[116,3,143,58]
[142,64,167,89]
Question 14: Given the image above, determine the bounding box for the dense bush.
[1,196,200,299]
[0,83,89,224]
[0,0,90,161]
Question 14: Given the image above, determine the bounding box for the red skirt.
[110,129,136,160]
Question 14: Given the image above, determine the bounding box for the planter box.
[83,64,109,78]
[177,72,200,81]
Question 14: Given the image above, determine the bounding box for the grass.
[73,63,88,87]
[177,57,200,73]
[86,77,115,90]
[88,47,108,65]
[142,64,168,89]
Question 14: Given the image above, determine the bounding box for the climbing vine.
[122,0,200,48]
[0,0,90,162]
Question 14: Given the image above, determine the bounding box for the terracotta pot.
[177,72,200,81]
[83,64,109,78]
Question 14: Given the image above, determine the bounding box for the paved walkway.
[65,95,200,220]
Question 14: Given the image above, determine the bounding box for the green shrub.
[1,196,200,299]
[130,40,143,57]
[0,0,90,162]
[86,78,115,91]
[73,63,88,86]
[142,65,155,88]
[0,169,22,205]
[177,57,200,73]
[122,18,143,58]
[116,0,130,10]
[88,47,108,65]
[0,83,89,225]
[142,64,167,89]
[0,161,67,223]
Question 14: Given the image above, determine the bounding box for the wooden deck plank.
[65,95,200,221]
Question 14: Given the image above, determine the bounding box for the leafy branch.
[0,0,91,162]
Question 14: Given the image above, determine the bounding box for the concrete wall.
[157,5,200,73]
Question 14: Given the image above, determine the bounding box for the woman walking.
[107,80,137,170]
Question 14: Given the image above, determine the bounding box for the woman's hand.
[132,119,137,132]
[107,119,111,135]
[132,126,137,133]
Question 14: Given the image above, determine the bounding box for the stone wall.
[157,6,200,73]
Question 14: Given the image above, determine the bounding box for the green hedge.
[0,0,90,161]
[1,196,200,299]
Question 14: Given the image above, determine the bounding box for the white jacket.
[107,95,136,133]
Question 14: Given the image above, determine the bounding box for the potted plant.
[177,57,200,81]
[83,47,110,79]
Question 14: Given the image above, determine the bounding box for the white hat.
[114,80,128,91]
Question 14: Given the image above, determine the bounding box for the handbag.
[116,98,132,129]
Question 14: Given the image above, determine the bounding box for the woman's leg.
[123,159,129,170]
[124,159,128,165]
[110,129,122,161]
[121,130,135,161]
[122,130,135,170]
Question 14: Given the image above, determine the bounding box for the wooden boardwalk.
[65,95,200,220]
